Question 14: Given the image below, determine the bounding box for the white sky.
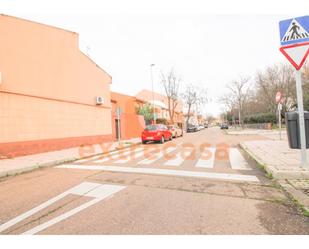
[1,0,309,117]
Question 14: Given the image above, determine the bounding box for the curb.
[279,180,309,217]
[240,142,309,217]
[239,142,273,178]
[0,141,141,180]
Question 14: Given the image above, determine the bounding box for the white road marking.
[162,145,189,167]
[75,147,132,163]
[94,147,143,163]
[138,147,177,165]
[195,148,216,168]
[113,149,146,164]
[229,148,251,170]
[57,165,260,182]
[163,153,185,166]
[0,182,125,234]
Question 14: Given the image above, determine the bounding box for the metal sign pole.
[278,104,282,140]
[117,108,121,145]
[295,70,307,167]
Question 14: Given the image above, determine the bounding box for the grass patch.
[291,196,309,217]
[239,146,274,179]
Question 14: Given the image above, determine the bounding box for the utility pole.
[150,64,156,124]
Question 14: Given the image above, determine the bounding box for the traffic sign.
[279,16,309,46]
[279,42,309,70]
[275,91,282,104]
[279,16,308,167]
[279,16,309,71]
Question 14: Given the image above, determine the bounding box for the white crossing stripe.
[76,147,133,163]
[94,147,143,163]
[113,149,146,164]
[0,182,126,234]
[163,152,185,166]
[57,165,260,182]
[229,148,251,170]
[138,147,177,165]
[195,147,216,168]
[163,145,189,166]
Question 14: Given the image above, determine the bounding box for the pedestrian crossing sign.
[279,16,309,46]
[279,16,309,70]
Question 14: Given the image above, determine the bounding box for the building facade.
[135,89,184,128]
[111,92,145,140]
[0,15,113,157]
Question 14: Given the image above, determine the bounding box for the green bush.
[155,118,168,125]
[244,113,276,124]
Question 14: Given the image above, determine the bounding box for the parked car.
[220,123,229,129]
[198,125,205,130]
[141,124,172,144]
[187,124,198,132]
[167,125,183,138]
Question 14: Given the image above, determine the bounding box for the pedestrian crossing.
[75,146,253,171]
[195,147,216,168]
[138,147,177,165]
[229,148,251,170]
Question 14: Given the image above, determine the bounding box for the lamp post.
[150,64,156,124]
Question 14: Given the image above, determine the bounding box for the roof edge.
[0,13,78,35]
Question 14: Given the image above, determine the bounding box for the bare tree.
[160,69,181,124]
[226,76,251,126]
[255,63,295,113]
[181,84,208,128]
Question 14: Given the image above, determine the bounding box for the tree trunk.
[186,104,191,130]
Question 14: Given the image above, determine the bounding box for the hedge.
[243,112,277,124]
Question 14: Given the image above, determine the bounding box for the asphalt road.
[0,127,308,234]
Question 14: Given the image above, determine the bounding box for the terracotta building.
[0,14,113,157]
[110,92,145,140]
[135,89,184,128]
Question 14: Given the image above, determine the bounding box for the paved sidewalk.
[240,140,309,180]
[0,137,141,179]
[227,128,287,140]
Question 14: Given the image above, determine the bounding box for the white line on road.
[57,165,260,182]
[0,182,126,234]
[138,146,179,165]
[76,147,133,163]
[94,147,144,163]
[195,148,216,168]
[113,149,146,164]
[229,148,251,170]
[163,153,185,166]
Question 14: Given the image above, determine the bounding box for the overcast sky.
[2,0,308,116]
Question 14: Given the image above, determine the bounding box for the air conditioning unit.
[96,96,104,105]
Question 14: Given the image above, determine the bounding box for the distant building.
[135,89,184,128]
[197,114,206,125]
[0,14,113,157]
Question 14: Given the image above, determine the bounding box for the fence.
[231,123,272,130]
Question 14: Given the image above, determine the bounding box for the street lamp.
[150,64,156,124]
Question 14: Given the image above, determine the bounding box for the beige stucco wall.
[0,92,111,143]
[0,14,112,145]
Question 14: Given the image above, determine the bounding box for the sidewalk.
[0,137,141,179]
[240,139,309,216]
[240,140,309,180]
[227,128,287,140]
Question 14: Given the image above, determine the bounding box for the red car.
[141,124,172,144]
